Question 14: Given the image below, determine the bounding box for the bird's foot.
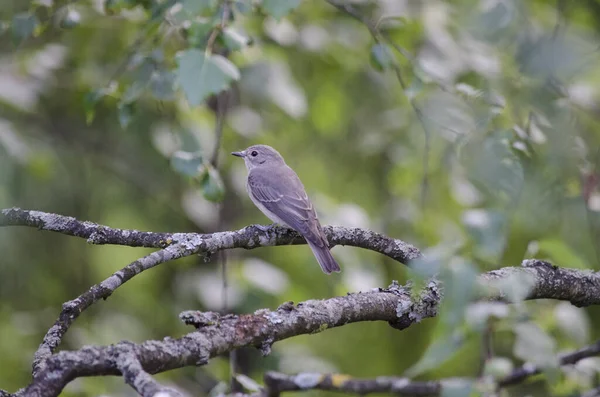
[253,224,274,233]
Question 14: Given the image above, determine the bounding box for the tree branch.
[229,339,600,397]
[32,244,194,376]
[0,207,421,378]
[0,207,174,248]
[21,281,440,397]
[0,207,422,264]
[498,340,600,387]
[480,259,600,308]
[4,208,600,396]
[263,371,442,396]
[115,343,182,397]
[17,262,600,397]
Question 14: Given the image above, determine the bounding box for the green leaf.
[465,302,509,331]
[513,323,558,368]
[483,357,514,379]
[370,43,394,71]
[182,0,218,15]
[186,20,214,48]
[222,27,250,51]
[405,75,424,100]
[405,332,465,377]
[58,8,81,29]
[83,89,104,125]
[536,239,589,269]
[33,0,54,7]
[208,382,228,397]
[233,0,252,15]
[440,379,473,397]
[482,269,535,303]
[0,21,9,36]
[176,49,240,107]
[171,151,204,177]
[11,13,39,45]
[262,0,301,19]
[554,302,590,345]
[150,70,176,101]
[234,374,261,392]
[440,261,478,328]
[201,166,225,202]
[117,102,135,129]
[121,80,146,104]
[104,0,122,15]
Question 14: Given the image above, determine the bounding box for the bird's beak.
[231,150,245,158]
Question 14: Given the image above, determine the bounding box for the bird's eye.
[251,150,258,157]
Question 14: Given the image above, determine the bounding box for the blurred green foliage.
[1,0,600,396]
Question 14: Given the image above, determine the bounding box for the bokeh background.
[2,0,600,395]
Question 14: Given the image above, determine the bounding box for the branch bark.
[263,371,442,396]
[498,340,600,387]
[31,244,194,376]
[230,340,600,397]
[1,207,422,376]
[21,282,439,397]
[3,208,600,396]
[115,343,183,397]
[16,263,600,397]
[0,207,422,263]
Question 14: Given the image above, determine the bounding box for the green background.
[1,0,600,395]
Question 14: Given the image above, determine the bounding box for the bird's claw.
[253,224,273,233]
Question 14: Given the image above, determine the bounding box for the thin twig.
[231,340,600,397]
[206,1,230,53]
[116,344,183,397]
[498,340,600,387]
[32,244,193,376]
[324,0,432,206]
[210,91,229,167]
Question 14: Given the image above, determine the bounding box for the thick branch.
[19,261,600,397]
[22,282,440,397]
[1,207,420,376]
[5,208,600,396]
[0,207,422,264]
[481,260,600,307]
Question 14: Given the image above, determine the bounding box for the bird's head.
[231,144,286,170]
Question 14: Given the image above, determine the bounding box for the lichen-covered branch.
[16,263,600,397]
[0,207,174,248]
[21,282,440,397]
[115,343,182,397]
[4,208,600,396]
[0,207,422,264]
[263,371,443,396]
[1,207,422,376]
[230,340,600,397]
[480,259,600,307]
[32,244,194,376]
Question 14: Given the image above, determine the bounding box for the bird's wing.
[248,168,326,248]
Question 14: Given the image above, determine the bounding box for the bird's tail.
[307,240,341,274]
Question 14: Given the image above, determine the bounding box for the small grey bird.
[232,144,341,274]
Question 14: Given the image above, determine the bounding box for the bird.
[231,144,341,274]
